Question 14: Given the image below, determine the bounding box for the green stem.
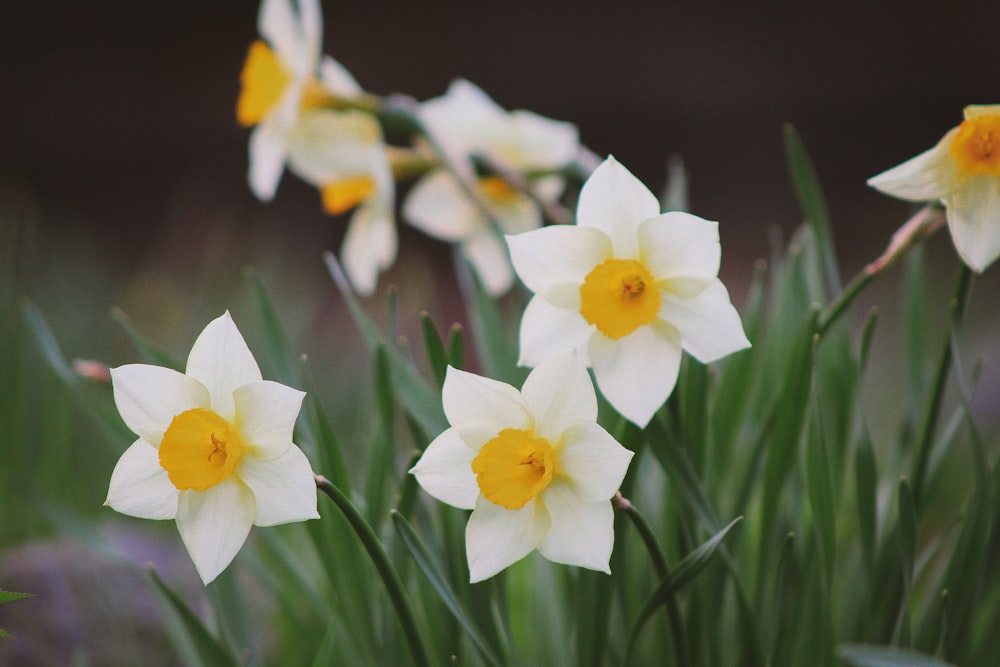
[816,269,874,336]
[911,263,973,512]
[315,474,431,667]
[617,495,691,667]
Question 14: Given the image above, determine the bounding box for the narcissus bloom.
[868,104,1000,273]
[507,156,750,428]
[410,349,634,583]
[287,109,397,295]
[105,312,318,584]
[404,79,579,295]
[237,0,363,200]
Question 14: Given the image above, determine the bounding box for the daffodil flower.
[105,312,319,584]
[410,349,634,582]
[403,79,579,295]
[287,109,397,296]
[506,156,751,428]
[868,104,1000,272]
[237,0,363,201]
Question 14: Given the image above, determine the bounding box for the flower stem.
[911,263,973,511]
[615,493,691,667]
[315,474,431,667]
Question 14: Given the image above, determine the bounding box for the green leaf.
[446,323,465,370]
[420,311,450,390]
[453,255,520,385]
[837,643,956,667]
[895,477,917,647]
[807,335,836,587]
[244,267,298,384]
[0,591,31,604]
[366,345,395,526]
[149,569,240,667]
[111,306,183,371]
[391,511,504,667]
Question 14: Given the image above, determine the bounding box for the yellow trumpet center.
[579,258,661,339]
[159,408,244,492]
[479,175,519,204]
[237,40,292,127]
[320,176,376,215]
[950,112,1000,176]
[472,428,556,510]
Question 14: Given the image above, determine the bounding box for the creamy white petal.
[520,349,596,443]
[111,365,209,448]
[105,440,178,520]
[589,323,682,427]
[297,0,322,72]
[319,56,362,97]
[404,170,482,241]
[490,190,541,236]
[640,212,721,281]
[258,0,299,72]
[508,111,579,170]
[248,120,288,201]
[286,110,383,185]
[233,381,305,461]
[176,480,256,584]
[517,296,593,367]
[238,445,319,526]
[507,225,610,307]
[462,232,516,296]
[538,481,614,573]
[556,422,634,502]
[660,279,751,363]
[867,130,960,202]
[466,496,549,583]
[420,79,508,153]
[441,366,531,439]
[186,313,263,423]
[341,201,398,296]
[946,174,1000,272]
[409,428,480,510]
[576,156,660,259]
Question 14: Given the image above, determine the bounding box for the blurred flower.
[287,109,397,295]
[403,79,579,295]
[507,156,750,427]
[410,349,633,583]
[105,312,318,584]
[868,104,1000,272]
[237,0,363,201]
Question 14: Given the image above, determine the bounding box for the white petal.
[466,496,549,583]
[105,439,179,520]
[660,279,751,363]
[111,365,210,447]
[233,381,305,461]
[341,200,398,296]
[258,0,299,69]
[507,225,611,307]
[867,129,960,202]
[520,349,596,443]
[946,174,1000,272]
[517,296,594,367]
[286,110,383,185]
[185,313,263,423]
[319,55,362,97]
[640,212,721,281]
[238,445,318,526]
[409,428,480,510]
[490,190,542,235]
[589,323,682,427]
[576,156,660,258]
[508,111,579,170]
[556,422,634,502]
[420,79,507,153]
[441,366,531,447]
[462,232,516,296]
[538,481,614,573]
[248,120,288,201]
[297,0,322,70]
[403,170,481,241]
[176,480,256,585]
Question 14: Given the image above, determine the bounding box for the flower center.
[950,112,1000,176]
[159,408,244,491]
[237,40,293,127]
[579,258,661,339]
[479,176,519,204]
[320,176,376,215]
[472,428,556,510]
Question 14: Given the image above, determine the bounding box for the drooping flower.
[506,156,750,428]
[410,349,634,583]
[286,109,397,296]
[868,104,1000,272]
[237,0,364,201]
[403,79,579,295]
[105,312,318,584]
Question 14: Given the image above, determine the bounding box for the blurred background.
[3,0,1000,662]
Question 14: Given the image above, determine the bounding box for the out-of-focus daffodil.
[507,156,750,427]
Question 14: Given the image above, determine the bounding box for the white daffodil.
[287,109,397,296]
[506,156,751,428]
[410,349,634,583]
[237,0,363,201]
[404,79,579,295]
[105,312,318,584]
[868,104,1000,273]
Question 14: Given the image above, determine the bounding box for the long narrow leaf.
[149,569,240,667]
